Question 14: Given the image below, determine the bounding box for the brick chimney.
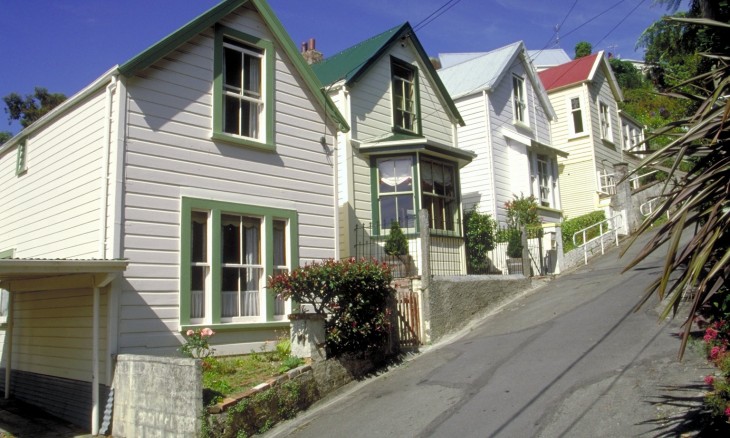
[301,38,323,65]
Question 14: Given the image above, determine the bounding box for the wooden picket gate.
[394,290,421,348]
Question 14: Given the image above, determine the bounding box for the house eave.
[357,137,475,167]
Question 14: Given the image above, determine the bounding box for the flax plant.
[623,17,730,359]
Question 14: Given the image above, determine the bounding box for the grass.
[201,340,305,405]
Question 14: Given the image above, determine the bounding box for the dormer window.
[223,38,264,140]
[391,58,419,133]
[512,75,527,124]
[213,25,274,151]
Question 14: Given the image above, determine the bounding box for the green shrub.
[561,211,606,253]
[384,221,409,256]
[506,228,523,258]
[505,194,540,229]
[463,207,497,274]
[268,258,393,357]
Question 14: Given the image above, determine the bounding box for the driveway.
[267,232,716,437]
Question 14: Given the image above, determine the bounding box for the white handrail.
[572,214,623,265]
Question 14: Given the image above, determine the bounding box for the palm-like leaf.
[623,18,730,359]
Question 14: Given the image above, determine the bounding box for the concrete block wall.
[112,354,202,437]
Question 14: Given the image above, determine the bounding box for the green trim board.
[0,249,15,259]
[179,196,299,326]
[16,141,26,175]
[118,0,349,134]
[212,25,275,150]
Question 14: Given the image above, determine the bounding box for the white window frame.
[222,39,265,141]
[391,58,418,133]
[598,99,613,143]
[182,198,296,327]
[512,75,528,125]
[536,154,552,207]
[568,96,585,137]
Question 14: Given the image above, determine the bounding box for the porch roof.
[356,134,476,167]
[0,259,128,291]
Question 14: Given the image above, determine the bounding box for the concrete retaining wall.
[428,275,534,342]
[112,354,202,437]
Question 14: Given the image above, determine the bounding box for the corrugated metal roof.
[538,52,599,91]
[438,42,522,99]
[527,49,571,69]
[311,23,405,86]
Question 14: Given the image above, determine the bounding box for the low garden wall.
[428,275,534,342]
[205,355,384,437]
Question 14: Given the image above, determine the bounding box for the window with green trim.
[376,157,416,231]
[420,157,458,231]
[374,155,460,234]
[391,58,419,133]
[213,25,274,150]
[181,198,297,326]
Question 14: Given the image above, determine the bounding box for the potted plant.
[384,221,411,277]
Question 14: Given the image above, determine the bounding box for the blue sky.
[0,0,679,135]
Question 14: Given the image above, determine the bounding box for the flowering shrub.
[180,327,216,358]
[701,319,730,422]
[268,258,394,357]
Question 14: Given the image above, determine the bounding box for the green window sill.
[181,321,291,333]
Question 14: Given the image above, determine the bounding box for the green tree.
[574,41,592,59]
[0,131,11,145]
[608,58,645,90]
[4,87,66,129]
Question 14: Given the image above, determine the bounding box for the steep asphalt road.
[267,232,713,437]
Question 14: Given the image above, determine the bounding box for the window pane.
[421,161,433,194]
[380,196,397,228]
[222,267,239,292]
[222,215,240,263]
[241,100,259,138]
[243,220,260,264]
[224,95,240,134]
[444,166,454,197]
[433,164,445,196]
[273,220,286,266]
[243,53,261,97]
[398,194,415,228]
[191,212,207,262]
[224,47,242,91]
[573,110,584,133]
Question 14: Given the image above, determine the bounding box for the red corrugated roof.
[538,53,599,91]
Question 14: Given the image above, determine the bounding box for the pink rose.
[704,375,715,386]
[186,329,194,336]
[725,406,730,418]
[710,346,722,360]
[704,328,718,342]
[201,327,214,337]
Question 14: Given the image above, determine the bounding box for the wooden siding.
[0,90,109,259]
[454,93,494,216]
[0,289,109,384]
[120,8,337,354]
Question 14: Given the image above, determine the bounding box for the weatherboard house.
[0,0,348,433]
[311,23,474,274]
[438,42,566,227]
[538,51,644,219]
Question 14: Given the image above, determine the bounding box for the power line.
[413,0,465,32]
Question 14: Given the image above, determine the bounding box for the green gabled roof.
[312,22,463,127]
[119,0,349,132]
[311,23,405,85]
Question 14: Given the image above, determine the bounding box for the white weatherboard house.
[311,23,474,275]
[438,42,566,227]
[0,0,347,433]
[538,51,643,219]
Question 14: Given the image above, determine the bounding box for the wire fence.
[353,220,554,278]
